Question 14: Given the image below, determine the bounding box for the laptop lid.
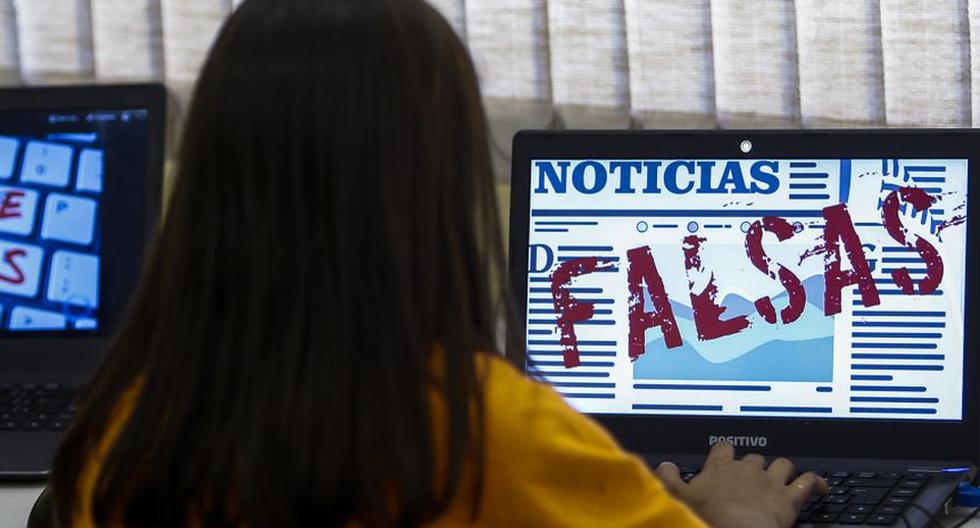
[0,84,165,382]
[509,130,980,464]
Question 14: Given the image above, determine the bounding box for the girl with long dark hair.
[48,1,826,526]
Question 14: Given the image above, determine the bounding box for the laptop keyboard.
[0,135,102,331]
[0,382,78,431]
[678,466,932,525]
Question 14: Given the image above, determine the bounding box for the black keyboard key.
[867,514,897,525]
[827,478,843,486]
[829,486,850,495]
[847,504,874,514]
[906,472,932,481]
[812,503,848,513]
[883,497,909,506]
[850,488,889,504]
[831,471,852,478]
[46,421,67,431]
[898,480,925,489]
[35,398,67,413]
[839,513,868,524]
[875,505,902,515]
[883,472,904,480]
[811,511,840,522]
[857,471,878,479]
[890,488,918,498]
[844,478,896,488]
[0,420,19,430]
[827,495,850,504]
[21,420,44,430]
[1,412,26,421]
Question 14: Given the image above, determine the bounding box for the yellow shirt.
[76,354,706,527]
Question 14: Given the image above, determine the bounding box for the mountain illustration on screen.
[633,274,833,382]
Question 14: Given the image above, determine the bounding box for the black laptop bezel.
[509,129,980,464]
[0,83,165,380]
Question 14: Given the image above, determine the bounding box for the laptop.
[508,130,980,527]
[0,84,165,479]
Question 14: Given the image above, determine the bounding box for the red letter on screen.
[683,236,750,340]
[550,257,617,368]
[626,245,682,360]
[821,204,879,315]
[0,248,25,284]
[744,217,806,325]
[0,191,24,220]
[880,187,943,295]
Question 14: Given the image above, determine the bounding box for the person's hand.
[655,442,828,528]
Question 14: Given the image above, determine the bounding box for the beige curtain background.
[0,0,975,222]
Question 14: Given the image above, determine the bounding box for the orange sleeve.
[473,356,707,528]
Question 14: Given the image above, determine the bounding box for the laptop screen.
[0,107,149,334]
[525,158,968,421]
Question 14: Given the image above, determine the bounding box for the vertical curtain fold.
[547,0,630,127]
[466,0,551,102]
[795,0,885,126]
[465,0,553,180]
[710,0,801,127]
[966,0,980,125]
[0,0,18,83]
[160,0,230,92]
[624,0,715,127]
[90,0,164,81]
[13,0,94,83]
[879,0,971,127]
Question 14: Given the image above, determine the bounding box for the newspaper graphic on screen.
[526,159,967,420]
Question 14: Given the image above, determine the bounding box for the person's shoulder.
[474,352,556,415]
[474,352,619,449]
[470,353,708,527]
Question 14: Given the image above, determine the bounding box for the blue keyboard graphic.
[0,135,101,331]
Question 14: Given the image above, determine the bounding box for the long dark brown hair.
[52,0,508,525]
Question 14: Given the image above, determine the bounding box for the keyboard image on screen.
[0,134,101,332]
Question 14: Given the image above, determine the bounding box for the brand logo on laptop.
[708,435,768,448]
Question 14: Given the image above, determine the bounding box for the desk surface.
[0,485,42,528]
[0,483,979,527]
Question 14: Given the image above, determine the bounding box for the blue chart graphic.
[633,275,834,382]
